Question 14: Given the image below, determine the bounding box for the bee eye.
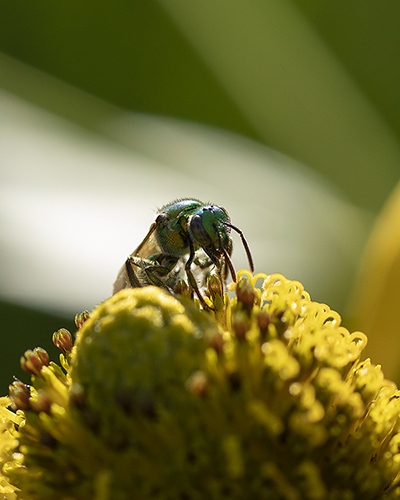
[189,215,213,247]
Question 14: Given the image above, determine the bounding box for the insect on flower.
[113,198,254,308]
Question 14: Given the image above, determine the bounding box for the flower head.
[2,271,400,499]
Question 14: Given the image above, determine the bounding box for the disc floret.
[1,273,400,499]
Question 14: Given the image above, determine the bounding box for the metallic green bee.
[113,198,254,308]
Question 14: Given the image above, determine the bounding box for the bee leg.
[143,264,174,289]
[125,258,143,288]
[143,254,181,293]
[185,242,213,310]
[128,255,180,295]
[126,256,170,289]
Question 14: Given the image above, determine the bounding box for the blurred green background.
[1,1,400,392]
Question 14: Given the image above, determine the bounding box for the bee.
[113,198,254,308]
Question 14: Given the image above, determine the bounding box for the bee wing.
[133,221,161,259]
[113,221,160,294]
[113,262,132,293]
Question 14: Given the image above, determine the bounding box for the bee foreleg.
[185,242,212,310]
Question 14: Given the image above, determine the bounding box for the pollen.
[2,274,400,499]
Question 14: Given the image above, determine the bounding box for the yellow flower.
[2,271,400,499]
[349,180,400,381]
[0,397,22,500]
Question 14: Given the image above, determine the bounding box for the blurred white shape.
[0,88,371,315]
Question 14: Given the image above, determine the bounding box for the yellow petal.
[349,180,400,380]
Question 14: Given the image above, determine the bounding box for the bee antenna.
[223,222,254,272]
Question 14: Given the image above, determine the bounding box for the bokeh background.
[1,1,400,392]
